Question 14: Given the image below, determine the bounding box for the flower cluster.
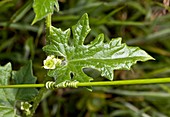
[43,55,62,69]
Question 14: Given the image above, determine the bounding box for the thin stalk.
[46,13,52,35]
[27,13,52,117]
[1,77,170,88]
[0,84,44,88]
[77,77,170,87]
[29,88,47,117]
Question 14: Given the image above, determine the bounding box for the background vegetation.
[0,0,170,116]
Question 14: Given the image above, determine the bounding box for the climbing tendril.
[45,80,79,89]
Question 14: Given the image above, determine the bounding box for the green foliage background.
[0,0,170,116]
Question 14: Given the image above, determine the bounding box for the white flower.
[43,55,62,69]
[21,102,32,115]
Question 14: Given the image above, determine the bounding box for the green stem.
[46,13,52,35]
[77,77,170,87]
[29,88,47,117]
[27,13,52,117]
[0,84,44,88]
[1,77,170,88]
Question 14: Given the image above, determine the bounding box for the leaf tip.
[31,19,36,25]
[81,13,89,23]
[82,13,88,17]
[148,56,155,61]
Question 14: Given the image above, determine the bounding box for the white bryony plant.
[43,55,62,69]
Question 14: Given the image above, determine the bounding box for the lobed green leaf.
[43,13,154,84]
[0,63,17,117]
[0,61,38,116]
[12,61,38,101]
[32,0,59,24]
